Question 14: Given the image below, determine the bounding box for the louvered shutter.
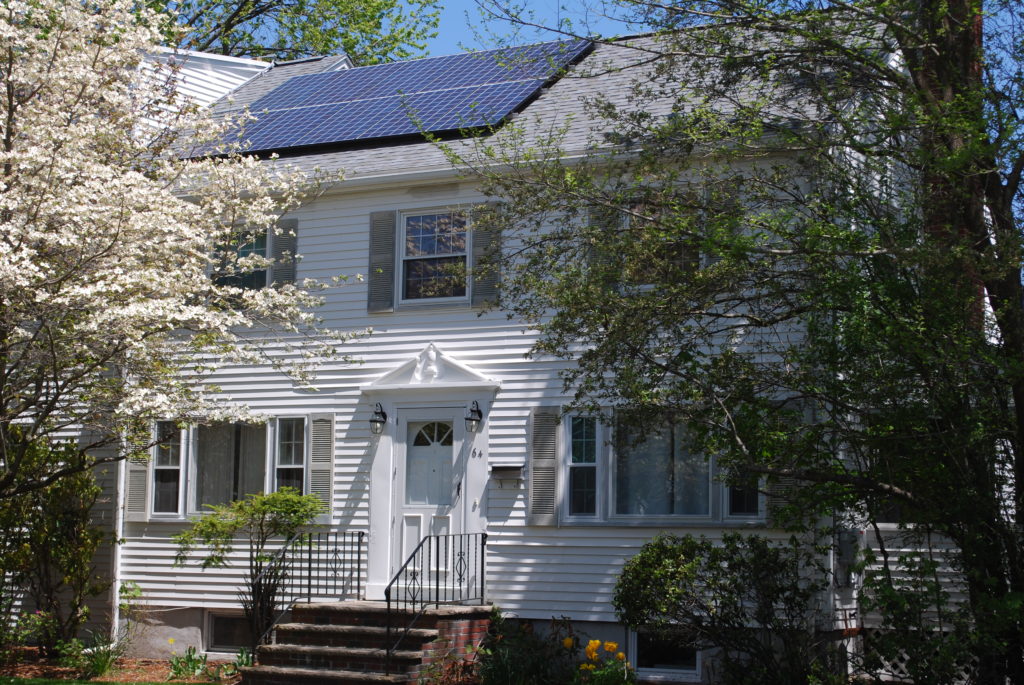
[271,218,298,286]
[124,457,149,522]
[527,406,560,526]
[471,204,500,307]
[309,413,335,524]
[586,205,620,287]
[368,211,396,313]
[766,475,798,524]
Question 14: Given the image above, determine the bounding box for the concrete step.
[240,664,410,685]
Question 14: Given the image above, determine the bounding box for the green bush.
[614,533,843,685]
[173,488,323,655]
[476,612,635,685]
[0,440,109,656]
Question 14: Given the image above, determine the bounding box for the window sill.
[394,298,472,312]
[636,668,701,683]
[558,517,767,528]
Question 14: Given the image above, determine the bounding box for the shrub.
[0,440,110,655]
[173,488,323,655]
[614,533,843,685]
[476,612,635,685]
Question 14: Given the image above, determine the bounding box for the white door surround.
[362,343,500,599]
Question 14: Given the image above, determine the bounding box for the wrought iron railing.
[252,530,365,645]
[384,532,487,672]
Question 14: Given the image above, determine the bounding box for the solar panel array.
[229,39,591,153]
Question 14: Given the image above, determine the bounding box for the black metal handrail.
[251,530,365,646]
[384,532,487,672]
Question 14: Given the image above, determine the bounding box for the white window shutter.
[368,211,396,313]
[527,406,560,526]
[271,218,298,286]
[309,413,335,524]
[124,457,149,522]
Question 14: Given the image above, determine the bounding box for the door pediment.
[362,342,500,393]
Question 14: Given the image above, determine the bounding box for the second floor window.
[214,230,268,290]
[401,211,467,301]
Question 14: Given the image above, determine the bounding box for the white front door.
[393,411,464,573]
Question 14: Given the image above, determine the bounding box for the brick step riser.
[256,653,412,672]
[290,610,443,631]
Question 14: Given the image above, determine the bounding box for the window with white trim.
[615,421,710,517]
[213,229,269,290]
[400,210,468,301]
[194,422,267,510]
[139,415,332,522]
[547,413,763,524]
[275,417,305,492]
[211,219,298,291]
[631,630,700,682]
[153,421,183,515]
[568,417,599,517]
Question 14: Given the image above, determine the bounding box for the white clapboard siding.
[144,48,269,108]
[860,526,966,628]
[117,179,799,619]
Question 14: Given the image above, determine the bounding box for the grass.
[0,680,167,684]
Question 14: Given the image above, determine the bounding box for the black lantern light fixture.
[369,403,387,435]
[465,401,484,433]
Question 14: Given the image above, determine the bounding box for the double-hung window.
[214,230,269,290]
[211,219,298,291]
[275,417,305,492]
[568,417,600,517]
[153,421,184,515]
[400,210,468,302]
[366,207,499,313]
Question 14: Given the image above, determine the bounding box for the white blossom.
[0,0,357,493]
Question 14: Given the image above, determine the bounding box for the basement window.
[208,614,253,652]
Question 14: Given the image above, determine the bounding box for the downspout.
[109,451,127,642]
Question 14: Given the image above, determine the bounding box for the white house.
[104,38,859,684]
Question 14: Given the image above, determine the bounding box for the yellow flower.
[585,639,601,660]
[562,637,574,649]
[604,641,618,653]
[579,663,596,671]
[168,638,175,645]
[616,652,626,661]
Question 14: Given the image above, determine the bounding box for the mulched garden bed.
[0,648,238,683]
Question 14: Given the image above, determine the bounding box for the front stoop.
[240,601,492,685]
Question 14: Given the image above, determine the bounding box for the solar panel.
[228,39,591,153]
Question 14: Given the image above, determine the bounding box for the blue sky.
[423,0,628,56]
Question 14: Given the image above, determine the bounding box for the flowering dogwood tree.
[0,0,352,499]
